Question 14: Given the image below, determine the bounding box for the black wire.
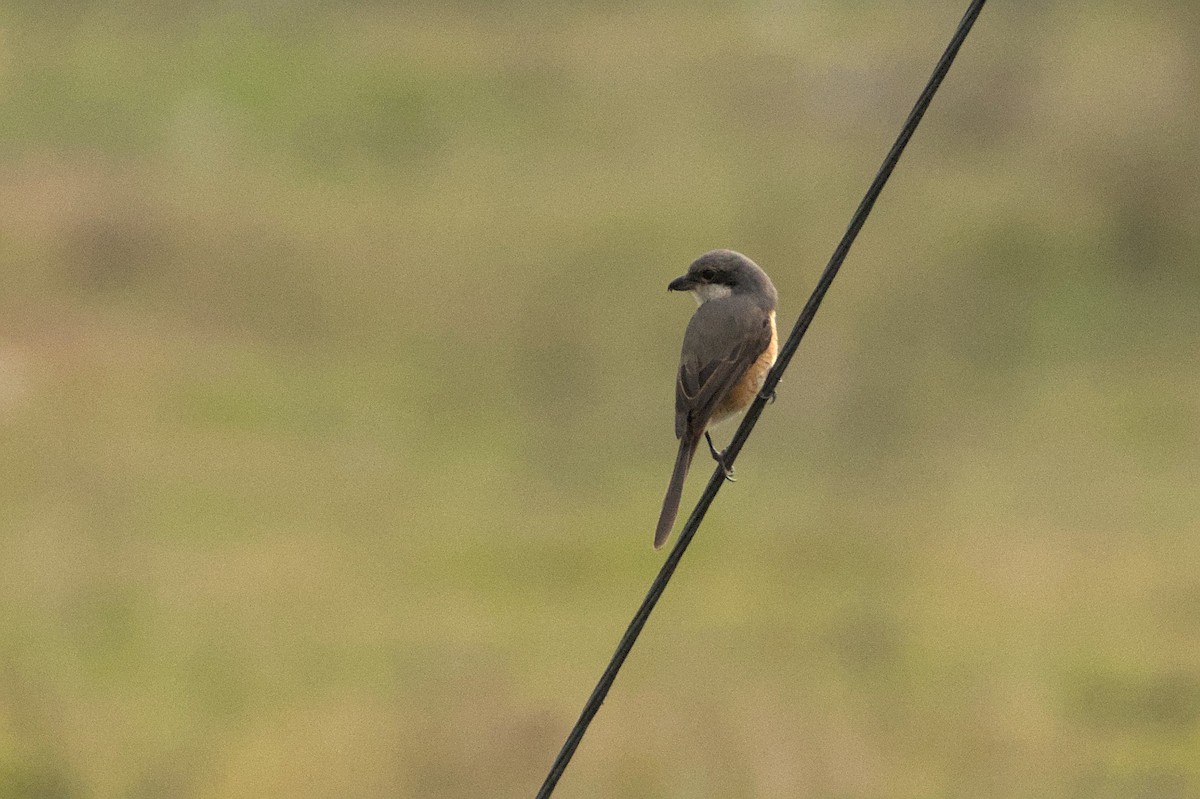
[536,2,987,795]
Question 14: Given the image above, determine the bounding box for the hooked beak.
[667,275,695,292]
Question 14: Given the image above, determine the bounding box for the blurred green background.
[2,2,1199,797]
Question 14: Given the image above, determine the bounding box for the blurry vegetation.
[1,2,1199,797]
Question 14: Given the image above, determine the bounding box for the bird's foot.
[705,432,736,482]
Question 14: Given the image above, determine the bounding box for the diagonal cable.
[536,1,988,795]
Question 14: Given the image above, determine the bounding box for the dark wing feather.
[674,297,772,441]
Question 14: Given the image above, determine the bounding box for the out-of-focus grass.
[1,3,1199,797]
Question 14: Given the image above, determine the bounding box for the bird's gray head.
[667,249,777,309]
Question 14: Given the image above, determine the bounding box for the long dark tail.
[655,436,698,549]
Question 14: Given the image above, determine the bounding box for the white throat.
[690,283,733,306]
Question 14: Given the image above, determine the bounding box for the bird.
[654,249,779,548]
